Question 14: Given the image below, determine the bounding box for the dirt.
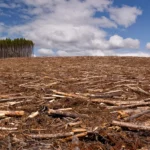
[0,56,150,150]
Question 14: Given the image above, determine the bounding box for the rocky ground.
[0,56,150,150]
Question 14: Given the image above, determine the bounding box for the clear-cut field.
[0,57,150,150]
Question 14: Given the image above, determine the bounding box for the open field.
[0,56,150,149]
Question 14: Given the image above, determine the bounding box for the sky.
[0,0,150,57]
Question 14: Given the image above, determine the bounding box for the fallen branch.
[0,111,24,117]
[48,109,88,118]
[50,90,87,99]
[90,90,123,98]
[28,111,39,119]
[124,109,150,121]
[108,102,150,110]
[61,132,87,142]
[72,128,87,133]
[68,121,82,127]
[126,86,150,95]
[0,93,22,99]
[27,132,74,139]
[91,99,119,106]
[112,120,150,131]
[58,108,73,111]
[0,127,17,131]
[0,96,34,103]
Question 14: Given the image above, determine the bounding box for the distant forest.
[0,38,34,58]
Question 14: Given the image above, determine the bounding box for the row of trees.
[0,38,34,58]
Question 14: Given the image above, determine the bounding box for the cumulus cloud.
[38,48,55,56]
[117,52,150,57]
[109,35,140,49]
[146,43,150,50]
[4,0,142,56]
[109,5,142,27]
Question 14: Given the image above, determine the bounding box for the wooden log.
[28,111,39,119]
[61,132,87,142]
[58,108,73,111]
[0,127,17,131]
[90,90,123,98]
[91,99,120,106]
[0,111,24,117]
[124,109,150,121]
[126,86,150,95]
[0,93,22,99]
[72,128,87,133]
[28,132,74,139]
[0,96,34,103]
[50,90,87,99]
[48,109,88,118]
[68,121,82,127]
[108,102,150,110]
[112,120,150,131]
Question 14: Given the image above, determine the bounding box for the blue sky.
[0,0,150,56]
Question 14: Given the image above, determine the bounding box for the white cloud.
[109,5,142,27]
[146,43,150,50]
[117,52,150,57]
[5,0,142,56]
[38,48,55,56]
[109,35,140,49]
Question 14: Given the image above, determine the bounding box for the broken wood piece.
[52,94,66,98]
[44,82,58,87]
[42,97,55,100]
[68,121,82,127]
[28,111,39,119]
[28,132,74,139]
[50,90,87,99]
[61,132,87,142]
[90,90,123,98]
[91,99,142,106]
[112,120,150,131]
[58,108,73,111]
[72,128,87,133]
[0,96,34,103]
[126,85,150,95]
[124,109,150,121]
[108,102,150,110]
[0,93,22,99]
[0,110,24,117]
[91,99,120,106]
[143,98,150,102]
[0,127,17,131]
[48,109,88,118]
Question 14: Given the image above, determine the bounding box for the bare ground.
[0,56,150,150]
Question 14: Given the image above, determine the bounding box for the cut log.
[0,111,24,117]
[124,109,150,121]
[28,132,74,139]
[112,120,150,131]
[50,90,87,99]
[0,127,17,131]
[126,86,150,95]
[0,96,34,103]
[72,128,87,133]
[48,109,88,118]
[90,90,123,98]
[108,102,150,110]
[28,111,39,119]
[91,99,120,106]
[68,121,82,127]
[0,93,22,99]
[61,132,87,142]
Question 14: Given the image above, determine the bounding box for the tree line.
[0,38,34,58]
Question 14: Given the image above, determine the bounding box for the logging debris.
[1,57,150,149]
